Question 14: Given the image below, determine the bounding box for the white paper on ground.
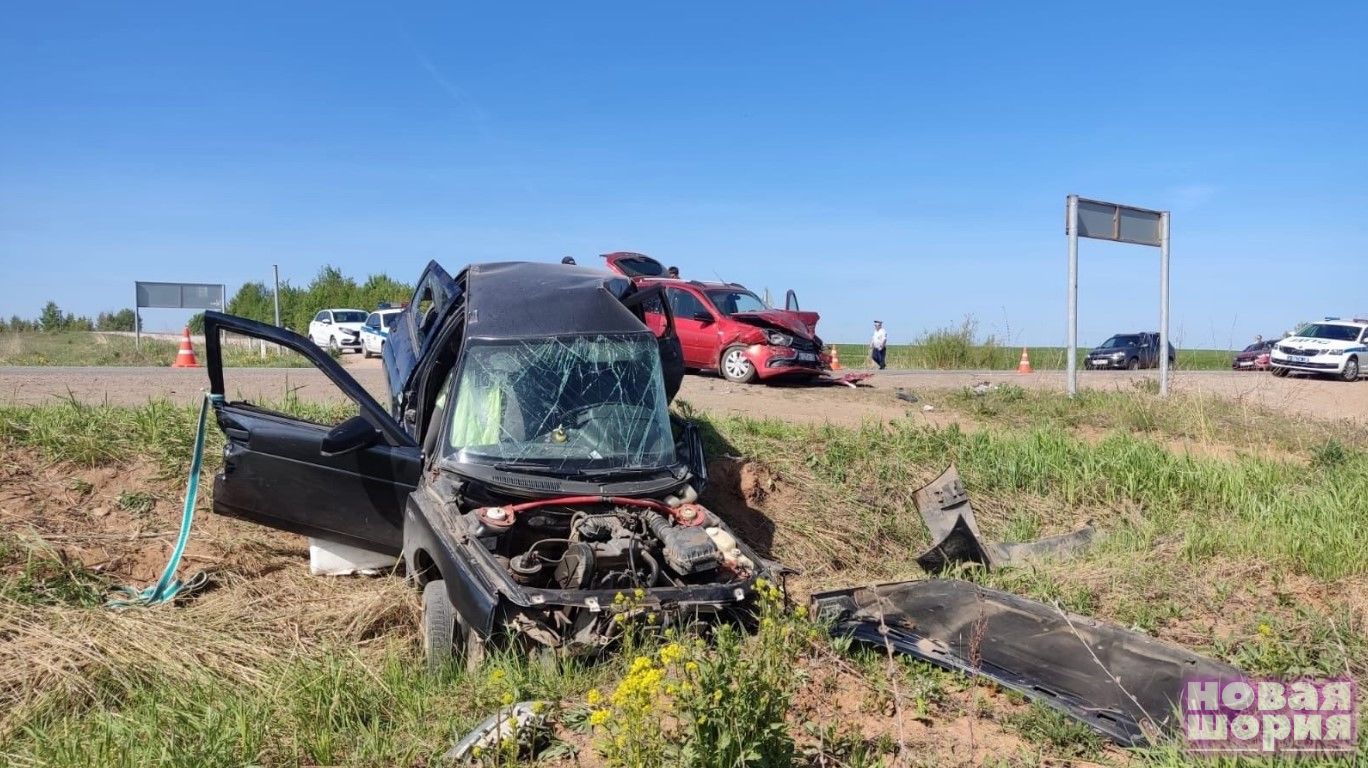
[308,537,396,576]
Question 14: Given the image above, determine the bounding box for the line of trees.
[4,267,411,335]
[189,266,412,333]
[1,302,137,332]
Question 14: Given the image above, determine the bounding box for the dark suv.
[1085,332,1176,370]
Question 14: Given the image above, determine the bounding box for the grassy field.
[0,391,1364,766]
[832,343,1235,371]
[0,331,311,367]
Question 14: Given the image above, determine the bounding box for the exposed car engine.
[469,495,756,593]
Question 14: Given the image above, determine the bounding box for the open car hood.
[732,309,820,339]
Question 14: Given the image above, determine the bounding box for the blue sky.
[2,2,1365,345]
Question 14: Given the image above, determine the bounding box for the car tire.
[327,336,340,354]
[422,579,484,674]
[1271,366,1289,378]
[1341,356,1359,382]
[720,346,757,383]
[1127,358,1140,370]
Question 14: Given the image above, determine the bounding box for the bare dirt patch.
[0,449,302,584]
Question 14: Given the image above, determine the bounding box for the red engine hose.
[509,495,674,515]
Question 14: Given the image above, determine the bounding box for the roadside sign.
[1072,198,1164,247]
[1065,195,1171,397]
[134,281,227,348]
[135,281,226,310]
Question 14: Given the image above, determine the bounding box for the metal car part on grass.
[445,701,550,762]
[914,465,1095,573]
[812,579,1243,746]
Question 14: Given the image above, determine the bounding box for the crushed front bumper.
[750,344,826,379]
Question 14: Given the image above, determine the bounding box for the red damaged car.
[602,252,827,383]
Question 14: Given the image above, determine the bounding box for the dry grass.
[0,569,418,738]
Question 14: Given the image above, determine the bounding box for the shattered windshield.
[706,290,767,316]
[443,335,676,474]
[1098,335,1140,349]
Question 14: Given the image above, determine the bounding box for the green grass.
[0,330,311,367]
[1,645,600,768]
[2,397,1365,765]
[712,415,1368,581]
[947,383,1368,455]
[0,539,108,608]
[833,342,1235,370]
[0,397,356,475]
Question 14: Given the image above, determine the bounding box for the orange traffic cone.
[829,346,843,370]
[171,327,200,368]
[1016,347,1033,374]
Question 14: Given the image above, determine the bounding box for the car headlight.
[1111,351,1125,359]
[766,331,792,347]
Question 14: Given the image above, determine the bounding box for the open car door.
[622,283,685,401]
[204,312,422,555]
[385,260,459,419]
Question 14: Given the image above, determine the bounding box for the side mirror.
[693,311,714,325]
[321,415,381,456]
[321,318,332,325]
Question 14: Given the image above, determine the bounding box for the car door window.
[365,313,380,329]
[410,277,450,348]
[668,288,709,321]
[206,313,414,443]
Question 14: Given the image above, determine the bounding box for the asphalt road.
[3,364,1365,424]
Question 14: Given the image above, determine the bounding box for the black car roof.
[461,261,648,340]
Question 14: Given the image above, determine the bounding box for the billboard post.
[1159,211,1171,397]
[1066,195,1080,395]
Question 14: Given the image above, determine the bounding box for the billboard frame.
[1066,195,1171,397]
[133,281,226,348]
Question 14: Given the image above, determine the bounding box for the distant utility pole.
[273,264,282,327]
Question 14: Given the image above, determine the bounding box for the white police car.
[1269,318,1368,382]
[359,308,402,359]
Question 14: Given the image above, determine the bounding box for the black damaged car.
[203,261,772,670]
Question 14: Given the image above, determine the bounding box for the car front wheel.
[422,579,484,674]
[1341,356,1359,382]
[327,336,341,354]
[1127,357,1139,370]
[720,346,757,383]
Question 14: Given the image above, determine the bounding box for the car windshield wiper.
[572,466,670,479]
[490,461,575,477]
